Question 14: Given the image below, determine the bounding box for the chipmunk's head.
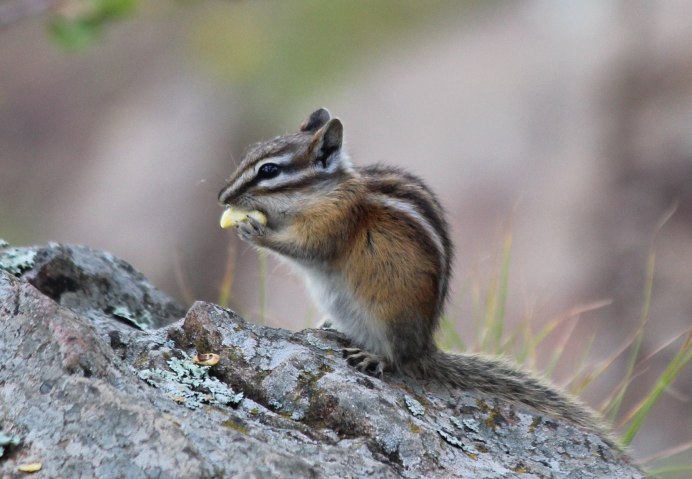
[218,108,353,227]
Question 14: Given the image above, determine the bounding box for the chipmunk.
[218,108,613,445]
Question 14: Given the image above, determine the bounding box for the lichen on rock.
[138,354,244,409]
[0,243,646,478]
[0,247,36,276]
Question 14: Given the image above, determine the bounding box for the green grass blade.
[515,313,536,366]
[544,318,578,378]
[606,328,691,418]
[257,250,268,324]
[568,329,633,395]
[568,331,597,391]
[491,232,512,350]
[607,202,677,422]
[480,277,497,351]
[606,249,655,421]
[620,332,692,446]
[438,315,467,352]
[469,271,485,350]
[173,249,195,307]
[218,241,238,309]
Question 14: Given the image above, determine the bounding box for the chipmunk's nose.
[218,185,231,204]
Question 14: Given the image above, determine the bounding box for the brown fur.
[218,109,617,449]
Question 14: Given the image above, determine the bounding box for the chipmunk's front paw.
[237,215,267,241]
[343,348,387,378]
[317,318,335,330]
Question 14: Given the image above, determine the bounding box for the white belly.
[300,266,393,361]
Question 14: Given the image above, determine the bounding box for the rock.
[0,243,185,332]
[0,244,645,478]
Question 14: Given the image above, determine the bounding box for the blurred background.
[1,0,690,466]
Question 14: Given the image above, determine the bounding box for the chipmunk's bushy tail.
[404,349,618,448]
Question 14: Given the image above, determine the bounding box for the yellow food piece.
[192,353,220,366]
[220,208,267,229]
[18,463,42,473]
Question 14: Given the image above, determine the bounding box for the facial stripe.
[253,171,337,195]
[219,154,303,203]
[254,169,312,190]
[220,151,354,204]
[234,154,293,191]
[221,165,313,203]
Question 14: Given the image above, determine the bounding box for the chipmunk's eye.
[257,163,281,180]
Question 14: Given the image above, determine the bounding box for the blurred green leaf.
[49,0,138,50]
[189,0,463,111]
[96,0,138,20]
[49,18,100,50]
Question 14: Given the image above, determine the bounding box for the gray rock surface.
[0,243,185,332]
[0,244,645,478]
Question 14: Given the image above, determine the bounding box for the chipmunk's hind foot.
[343,348,387,378]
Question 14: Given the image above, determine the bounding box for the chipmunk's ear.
[312,118,344,169]
[300,108,331,133]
